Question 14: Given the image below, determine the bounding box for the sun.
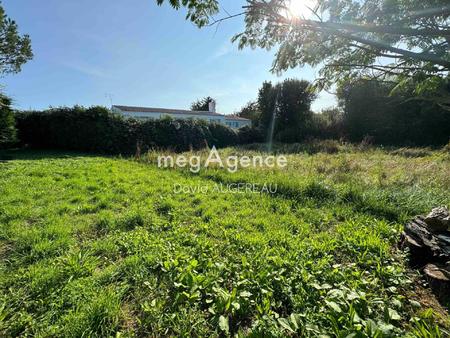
[287,0,315,19]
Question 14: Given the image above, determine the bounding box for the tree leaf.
[278,318,295,333]
[325,300,342,313]
[388,308,401,321]
[218,315,229,333]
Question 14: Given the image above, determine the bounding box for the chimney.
[208,100,216,113]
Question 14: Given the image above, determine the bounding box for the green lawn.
[0,145,449,337]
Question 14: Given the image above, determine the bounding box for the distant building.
[112,102,251,129]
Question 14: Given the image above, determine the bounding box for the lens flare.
[288,0,315,18]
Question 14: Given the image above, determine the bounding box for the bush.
[137,117,214,152]
[308,109,345,140]
[15,106,238,154]
[275,127,305,143]
[337,78,450,146]
[237,126,265,144]
[208,123,238,148]
[0,94,17,149]
[16,106,135,153]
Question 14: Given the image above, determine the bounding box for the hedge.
[15,106,239,154]
[0,94,17,149]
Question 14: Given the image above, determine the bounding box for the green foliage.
[276,79,316,132]
[15,106,238,153]
[309,108,345,140]
[0,4,33,74]
[237,100,261,126]
[190,96,215,111]
[257,78,317,142]
[237,125,265,144]
[156,0,450,101]
[16,106,136,153]
[0,146,448,335]
[137,116,215,151]
[257,81,278,131]
[0,93,16,148]
[234,0,450,88]
[337,78,450,146]
[208,122,238,147]
[155,0,219,27]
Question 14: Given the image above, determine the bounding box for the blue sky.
[2,0,336,114]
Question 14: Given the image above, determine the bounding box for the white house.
[112,102,251,129]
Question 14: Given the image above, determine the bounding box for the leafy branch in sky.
[156,0,449,99]
[0,3,33,75]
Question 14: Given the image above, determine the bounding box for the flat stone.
[424,207,450,232]
[403,215,450,260]
[423,263,450,282]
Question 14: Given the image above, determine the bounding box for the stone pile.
[402,207,450,282]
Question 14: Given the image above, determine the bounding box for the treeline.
[14,106,239,154]
[238,78,450,147]
[1,77,449,153]
[337,78,450,146]
[0,94,16,149]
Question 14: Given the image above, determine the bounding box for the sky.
[2,0,336,114]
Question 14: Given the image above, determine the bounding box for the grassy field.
[0,144,449,337]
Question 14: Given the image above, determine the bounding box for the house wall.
[226,119,252,129]
[113,107,249,129]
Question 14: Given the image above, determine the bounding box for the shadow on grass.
[181,170,403,222]
[0,148,103,161]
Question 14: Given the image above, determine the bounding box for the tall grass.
[0,145,448,336]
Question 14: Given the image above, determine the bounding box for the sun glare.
[288,0,315,19]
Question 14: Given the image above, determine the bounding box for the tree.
[191,96,215,111]
[276,79,315,132]
[256,78,316,141]
[155,0,450,98]
[237,100,260,125]
[0,4,33,75]
[257,81,277,131]
[0,93,16,148]
[337,78,450,145]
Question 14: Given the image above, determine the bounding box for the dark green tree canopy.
[257,78,316,141]
[337,77,450,145]
[237,100,261,125]
[0,93,16,148]
[156,0,449,90]
[190,96,216,111]
[0,4,33,75]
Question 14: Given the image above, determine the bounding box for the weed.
[0,147,448,336]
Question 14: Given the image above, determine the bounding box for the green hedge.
[15,106,239,154]
[0,94,17,149]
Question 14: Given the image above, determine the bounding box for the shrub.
[275,127,305,143]
[15,106,238,154]
[0,94,17,149]
[137,117,214,152]
[337,78,450,146]
[16,106,135,153]
[208,123,238,148]
[237,126,265,144]
[308,109,345,140]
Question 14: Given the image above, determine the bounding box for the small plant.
[0,146,448,336]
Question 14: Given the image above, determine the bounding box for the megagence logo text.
[157,147,287,173]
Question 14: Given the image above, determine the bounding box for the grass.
[0,143,449,337]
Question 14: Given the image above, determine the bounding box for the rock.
[424,207,450,232]
[403,216,450,260]
[403,208,450,301]
[424,263,450,282]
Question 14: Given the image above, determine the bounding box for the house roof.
[113,105,251,122]
[225,115,251,121]
[112,105,224,117]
